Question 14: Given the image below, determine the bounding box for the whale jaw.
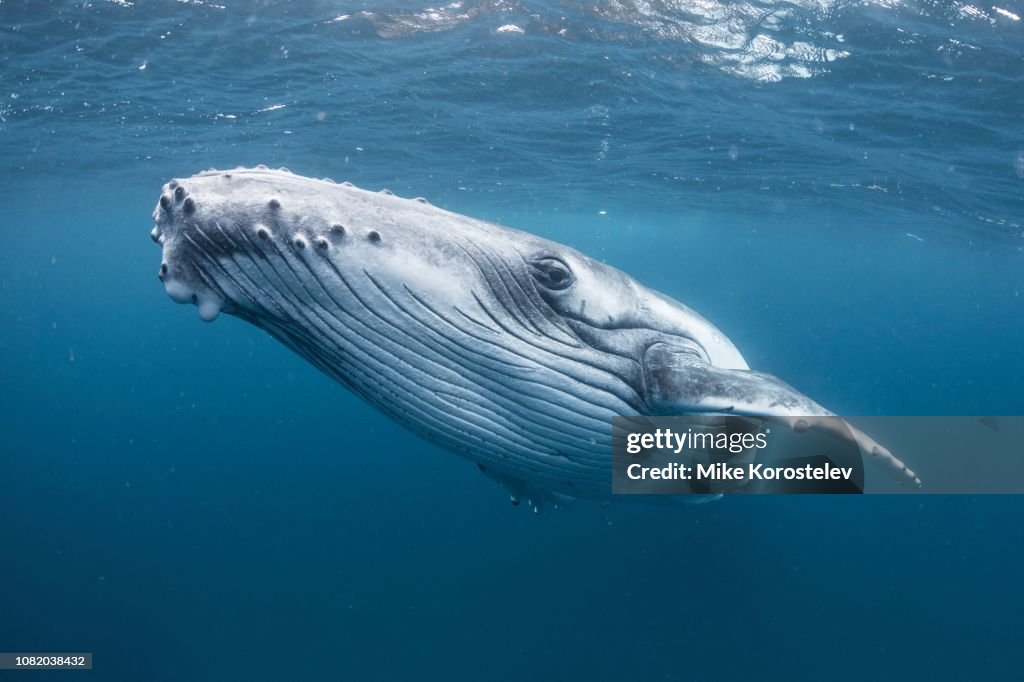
[150,166,423,325]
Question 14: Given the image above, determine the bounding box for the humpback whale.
[151,167,919,505]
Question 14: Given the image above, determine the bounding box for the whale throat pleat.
[185,229,631,487]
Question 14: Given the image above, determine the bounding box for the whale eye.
[529,257,574,291]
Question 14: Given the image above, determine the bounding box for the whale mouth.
[150,177,230,322]
[149,167,400,329]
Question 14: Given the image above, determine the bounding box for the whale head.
[152,166,746,362]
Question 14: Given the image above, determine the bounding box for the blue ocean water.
[2,1,1023,679]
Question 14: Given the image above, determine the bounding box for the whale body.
[151,167,919,505]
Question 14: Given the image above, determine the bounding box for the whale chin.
[150,167,351,325]
[151,176,229,322]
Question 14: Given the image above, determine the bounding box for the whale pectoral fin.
[642,343,922,488]
[476,464,575,514]
[643,342,827,417]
